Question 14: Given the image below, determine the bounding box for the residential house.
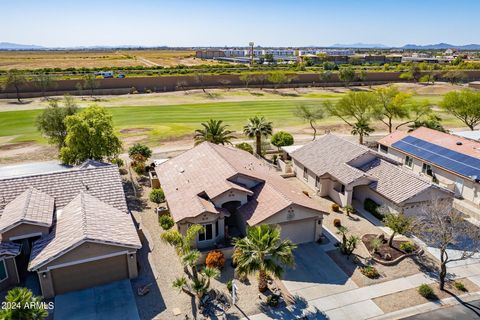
[378,127,480,216]
[156,142,328,260]
[287,134,452,216]
[0,161,141,298]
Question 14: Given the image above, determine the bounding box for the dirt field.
[0,49,215,70]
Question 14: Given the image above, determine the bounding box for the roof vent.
[456,141,463,145]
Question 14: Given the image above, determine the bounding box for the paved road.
[403,299,480,320]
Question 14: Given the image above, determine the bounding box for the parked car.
[117,74,126,78]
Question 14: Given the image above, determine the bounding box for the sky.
[2,0,479,48]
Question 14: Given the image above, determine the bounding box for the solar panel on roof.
[392,136,480,179]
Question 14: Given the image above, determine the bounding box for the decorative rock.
[384,253,392,261]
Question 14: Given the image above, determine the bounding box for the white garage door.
[278,219,316,244]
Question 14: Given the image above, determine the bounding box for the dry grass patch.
[372,278,479,313]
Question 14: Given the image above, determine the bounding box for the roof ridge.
[0,164,116,182]
[205,142,240,175]
[21,187,34,220]
[79,192,89,238]
[374,158,432,185]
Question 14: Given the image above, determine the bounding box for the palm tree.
[233,225,296,292]
[0,287,48,320]
[161,224,204,256]
[351,119,374,145]
[194,119,235,145]
[243,116,273,155]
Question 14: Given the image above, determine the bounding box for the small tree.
[295,105,325,140]
[0,287,48,320]
[239,73,254,89]
[194,119,235,145]
[373,86,411,133]
[443,70,468,85]
[441,89,480,131]
[218,78,231,90]
[254,74,268,90]
[235,142,253,154]
[176,80,188,92]
[395,100,433,130]
[36,95,79,149]
[319,70,333,87]
[4,70,27,102]
[33,73,55,98]
[382,212,412,247]
[60,106,122,165]
[416,197,480,290]
[351,119,374,144]
[337,226,358,258]
[338,67,355,87]
[150,188,165,206]
[194,72,207,93]
[83,73,100,97]
[243,116,273,155]
[128,143,152,159]
[270,131,294,150]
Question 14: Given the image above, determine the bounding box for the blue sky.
[2,0,479,47]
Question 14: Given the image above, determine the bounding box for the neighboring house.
[0,161,141,298]
[452,130,480,142]
[287,134,452,216]
[156,142,328,259]
[378,127,480,216]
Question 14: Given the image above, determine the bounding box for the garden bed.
[361,234,422,265]
[372,278,480,313]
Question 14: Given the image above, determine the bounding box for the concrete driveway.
[282,242,358,301]
[54,280,140,320]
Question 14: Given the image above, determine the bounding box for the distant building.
[195,50,225,59]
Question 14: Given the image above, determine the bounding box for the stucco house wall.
[0,258,20,292]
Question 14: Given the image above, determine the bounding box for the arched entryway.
[222,201,245,239]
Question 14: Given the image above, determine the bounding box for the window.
[198,224,213,242]
[422,163,433,176]
[334,183,345,195]
[340,184,345,195]
[303,167,308,180]
[0,260,7,282]
[379,144,388,153]
[315,176,320,189]
[404,156,413,168]
[215,220,219,237]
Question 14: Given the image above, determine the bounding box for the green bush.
[159,214,174,230]
[235,142,254,154]
[418,284,434,299]
[270,131,294,149]
[110,157,124,167]
[364,198,383,219]
[400,241,416,253]
[332,203,340,212]
[333,218,341,228]
[360,266,380,279]
[226,279,233,292]
[150,188,165,205]
[454,281,467,292]
[128,143,153,159]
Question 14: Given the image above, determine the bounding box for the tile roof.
[359,158,449,204]
[29,192,141,271]
[0,242,21,257]
[0,187,55,232]
[0,165,128,214]
[378,127,480,159]
[156,142,327,223]
[290,134,373,184]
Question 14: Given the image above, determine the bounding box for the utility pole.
[249,42,254,66]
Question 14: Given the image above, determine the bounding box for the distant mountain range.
[2,41,480,51]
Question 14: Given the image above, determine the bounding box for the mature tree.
[393,100,432,130]
[0,287,48,320]
[373,86,411,133]
[233,225,296,292]
[253,74,268,90]
[239,73,254,89]
[419,73,436,85]
[382,212,413,247]
[60,106,122,165]
[243,116,273,155]
[33,73,55,98]
[128,143,152,159]
[194,119,235,145]
[235,142,254,154]
[36,95,79,149]
[193,72,207,93]
[400,63,422,82]
[408,115,446,132]
[4,70,27,102]
[325,91,377,144]
[441,89,480,130]
[271,131,294,150]
[83,73,100,97]
[295,105,325,140]
[318,70,333,88]
[267,72,289,90]
[442,70,468,85]
[415,197,480,290]
[338,67,355,87]
[218,78,231,90]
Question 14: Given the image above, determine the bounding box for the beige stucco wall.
[1,224,50,241]
[211,189,248,208]
[178,212,225,250]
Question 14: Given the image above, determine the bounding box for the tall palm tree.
[243,116,273,155]
[194,119,235,145]
[351,119,374,144]
[233,225,296,292]
[0,287,48,320]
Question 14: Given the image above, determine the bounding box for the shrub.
[370,238,382,254]
[400,241,416,253]
[110,157,124,167]
[332,203,340,212]
[360,266,380,279]
[226,279,233,292]
[132,162,145,175]
[159,214,174,230]
[266,294,280,307]
[364,198,383,219]
[270,131,294,149]
[235,142,253,154]
[128,143,153,159]
[333,218,341,228]
[418,284,434,299]
[205,250,225,269]
[150,188,165,205]
[454,281,467,292]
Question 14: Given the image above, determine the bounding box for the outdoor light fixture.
[130,254,134,259]
[42,273,47,278]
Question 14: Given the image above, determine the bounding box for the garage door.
[51,254,129,295]
[278,219,315,244]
